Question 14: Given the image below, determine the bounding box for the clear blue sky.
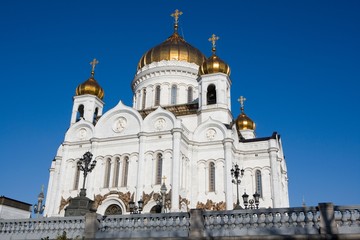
[1,0,359,209]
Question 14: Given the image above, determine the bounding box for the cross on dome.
[208,34,220,54]
[162,175,167,184]
[90,58,99,77]
[238,96,246,112]
[171,9,183,31]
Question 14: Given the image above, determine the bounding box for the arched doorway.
[150,204,162,213]
[104,204,122,215]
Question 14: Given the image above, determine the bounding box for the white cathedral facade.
[44,10,289,217]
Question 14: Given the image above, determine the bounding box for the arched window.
[104,158,111,188]
[113,157,120,187]
[155,153,163,185]
[255,170,262,197]
[93,107,98,125]
[155,86,161,106]
[207,84,217,105]
[187,86,193,103]
[121,156,129,187]
[171,85,177,104]
[76,105,84,122]
[209,162,215,192]
[142,88,147,109]
[73,163,80,190]
[105,204,122,215]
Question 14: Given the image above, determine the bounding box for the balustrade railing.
[0,216,84,240]
[203,206,321,236]
[97,212,190,238]
[334,205,360,234]
[0,204,359,239]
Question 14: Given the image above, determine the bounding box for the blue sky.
[1,0,359,209]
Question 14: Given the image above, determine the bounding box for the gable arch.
[65,121,95,142]
[94,101,143,138]
[142,107,178,132]
[193,118,228,142]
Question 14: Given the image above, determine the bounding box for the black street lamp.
[129,199,144,214]
[77,151,96,197]
[33,185,45,218]
[231,164,244,210]
[242,191,260,209]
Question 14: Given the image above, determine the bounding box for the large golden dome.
[137,32,206,70]
[75,58,104,100]
[137,10,205,70]
[199,34,230,76]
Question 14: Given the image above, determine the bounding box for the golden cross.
[171,9,183,25]
[162,175,167,183]
[90,58,99,76]
[208,34,219,53]
[238,96,246,111]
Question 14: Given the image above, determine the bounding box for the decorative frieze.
[196,199,226,211]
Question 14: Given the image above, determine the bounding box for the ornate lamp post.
[77,151,96,197]
[129,199,144,214]
[231,164,244,210]
[242,192,260,209]
[33,185,45,218]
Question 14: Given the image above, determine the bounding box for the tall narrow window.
[209,162,215,192]
[187,86,193,103]
[155,153,163,185]
[255,170,262,197]
[76,105,84,122]
[73,163,80,190]
[207,84,217,105]
[171,85,177,104]
[155,86,161,106]
[93,108,98,125]
[142,89,147,109]
[121,156,129,187]
[104,158,111,188]
[113,158,120,187]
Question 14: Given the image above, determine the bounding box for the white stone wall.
[44,59,289,217]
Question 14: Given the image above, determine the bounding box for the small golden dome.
[236,112,256,131]
[75,58,104,100]
[137,32,206,70]
[75,76,104,100]
[235,96,255,131]
[199,54,231,76]
[199,34,230,76]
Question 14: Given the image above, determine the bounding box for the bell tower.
[71,58,104,125]
[198,34,232,124]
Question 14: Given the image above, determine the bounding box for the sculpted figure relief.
[113,117,127,132]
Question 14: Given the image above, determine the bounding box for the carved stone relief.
[113,117,127,132]
[77,128,87,140]
[206,128,216,140]
[154,118,166,131]
[196,199,226,211]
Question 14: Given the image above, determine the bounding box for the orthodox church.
[44,10,289,217]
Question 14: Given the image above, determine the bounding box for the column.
[269,140,281,207]
[223,138,233,210]
[136,133,145,201]
[171,128,182,212]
